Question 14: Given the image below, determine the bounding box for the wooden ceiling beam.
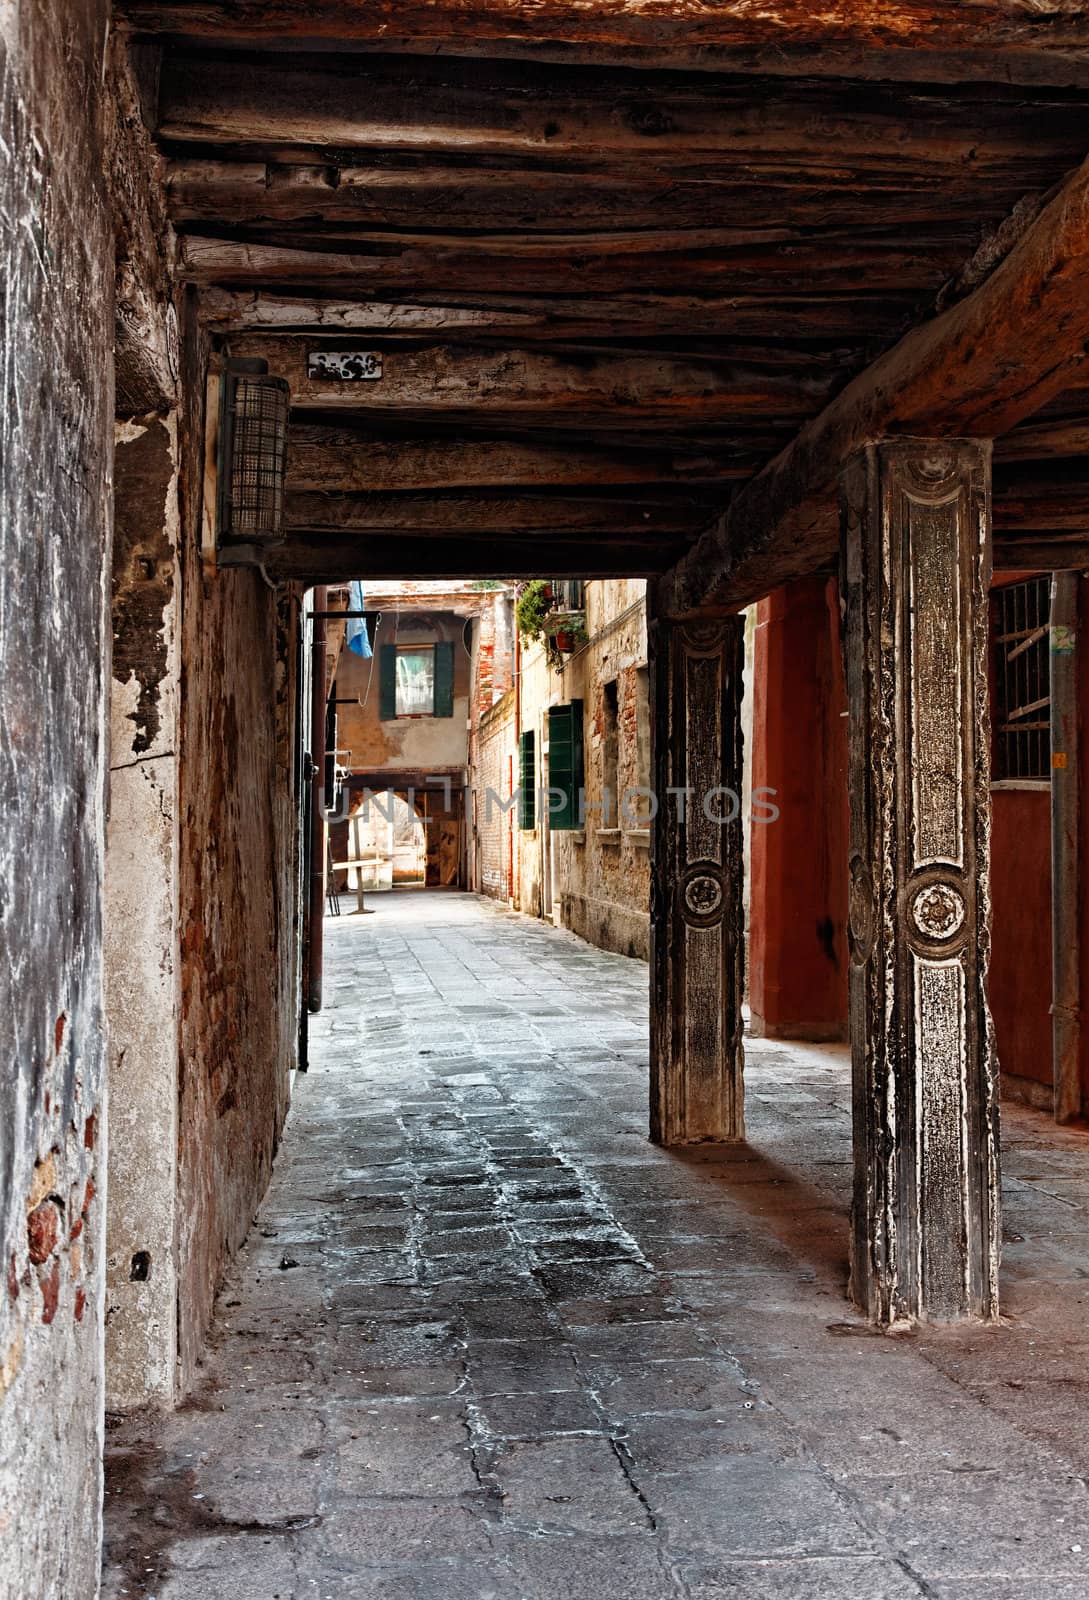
[992,463,1089,531]
[996,414,1089,463]
[180,233,963,297]
[199,287,916,343]
[168,157,1038,235]
[286,462,1089,535]
[657,152,1089,617]
[283,488,716,535]
[117,3,1089,89]
[158,54,1089,178]
[287,431,748,492]
[229,336,833,427]
[234,533,679,582]
[993,537,1089,570]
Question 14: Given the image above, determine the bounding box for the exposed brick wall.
[476,690,517,900]
[0,4,114,1591]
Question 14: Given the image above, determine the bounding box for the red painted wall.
[990,786,1053,1094]
[749,567,1084,1112]
[749,576,849,1040]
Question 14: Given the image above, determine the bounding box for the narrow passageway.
[104,893,1089,1599]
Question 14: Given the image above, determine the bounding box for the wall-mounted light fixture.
[216,357,290,547]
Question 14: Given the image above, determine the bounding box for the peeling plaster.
[0,10,113,1594]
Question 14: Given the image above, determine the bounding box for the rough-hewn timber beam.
[658,153,1089,617]
[993,537,1089,569]
[158,55,1089,177]
[993,463,1089,531]
[168,158,1037,236]
[117,2,1089,88]
[226,533,679,582]
[179,234,962,298]
[227,337,831,426]
[282,488,716,535]
[996,413,1089,462]
[288,432,745,492]
[199,287,915,343]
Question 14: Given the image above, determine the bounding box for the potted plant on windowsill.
[545,611,589,655]
[516,581,587,668]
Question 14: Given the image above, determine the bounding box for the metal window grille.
[217,373,290,543]
[991,575,1051,782]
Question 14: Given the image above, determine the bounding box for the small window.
[550,578,585,611]
[991,577,1051,782]
[396,648,435,716]
[379,641,455,720]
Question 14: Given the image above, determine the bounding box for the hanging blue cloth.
[345,579,372,658]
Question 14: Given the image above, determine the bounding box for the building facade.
[470,580,653,959]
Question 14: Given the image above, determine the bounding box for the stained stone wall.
[0,4,114,1592]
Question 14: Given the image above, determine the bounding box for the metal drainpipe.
[308,585,329,1014]
[296,600,312,1071]
[1050,571,1081,1123]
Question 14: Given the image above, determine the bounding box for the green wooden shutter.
[548,700,584,831]
[518,730,536,830]
[434,640,455,717]
[379,646,397,720]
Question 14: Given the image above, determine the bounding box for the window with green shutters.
[547,700,584,832]
[433,640,455,718]
[378,640,455,720]
[518,730,536,831]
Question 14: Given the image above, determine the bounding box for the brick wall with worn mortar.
[475,688,517,901]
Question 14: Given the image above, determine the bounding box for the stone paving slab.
[103,890,1089,1598]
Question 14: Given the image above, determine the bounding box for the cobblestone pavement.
[104,890,1089,1600]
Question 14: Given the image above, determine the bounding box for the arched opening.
[336,789,428,894]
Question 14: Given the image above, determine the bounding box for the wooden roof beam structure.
[227,532,684,583]
[287,430,752,493]
[167,156,1051,236]
[178,234,975,299]
[227,335,835,428]
[196,288,939,345]
[117,1,1089,88]
[284,442,1089,516]
[657,152,1089,618]
[282,488,718,537]
[157,54,1089,182]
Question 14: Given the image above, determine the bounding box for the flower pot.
[554,630,575,652]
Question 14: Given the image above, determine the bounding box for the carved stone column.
[648,596,745,1145]
[841,440,1000,1325]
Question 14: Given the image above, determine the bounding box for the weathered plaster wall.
[105,416,182,1408]
[336,603,473,777]
[174,308,299,1390]
[0,4,113,1592]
